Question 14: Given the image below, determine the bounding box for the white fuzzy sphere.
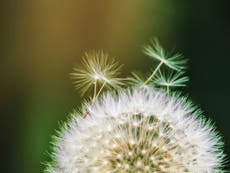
[48,87,224,173]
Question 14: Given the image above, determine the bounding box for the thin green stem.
[95,81,106,99]
[166,85,170,95]
[84,81,107,118]
[91,81,107,103]
[92,80,97,100]
[141,61,163,87]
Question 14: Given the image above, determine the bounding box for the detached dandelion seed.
[153,70,189,93]
[45,39,226,173]
[70,51,124,97]
[141,40,187,87]
[143,39,187,72]
[128,72,147,87]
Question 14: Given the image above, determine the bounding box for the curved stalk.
[141,61,163,87]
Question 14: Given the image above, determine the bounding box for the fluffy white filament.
[47,87,224,173]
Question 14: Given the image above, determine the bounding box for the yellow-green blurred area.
[1,0,229,172]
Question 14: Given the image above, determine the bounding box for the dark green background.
[1,0,229,172]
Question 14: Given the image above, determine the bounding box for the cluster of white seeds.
[48,87,224,173]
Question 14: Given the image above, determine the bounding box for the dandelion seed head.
[45,39,226,173]
[48,87,225,173]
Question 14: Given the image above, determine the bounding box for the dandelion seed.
[70,51,124,96]
[143,39,187,71]
[128,72,146,86]
[141,39,187,87]
[153,70,189,92]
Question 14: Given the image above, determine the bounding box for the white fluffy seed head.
[46,87,225,173]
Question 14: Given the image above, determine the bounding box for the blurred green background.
[1,0,229,172]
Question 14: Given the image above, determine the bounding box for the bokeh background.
[1,0,229,172]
